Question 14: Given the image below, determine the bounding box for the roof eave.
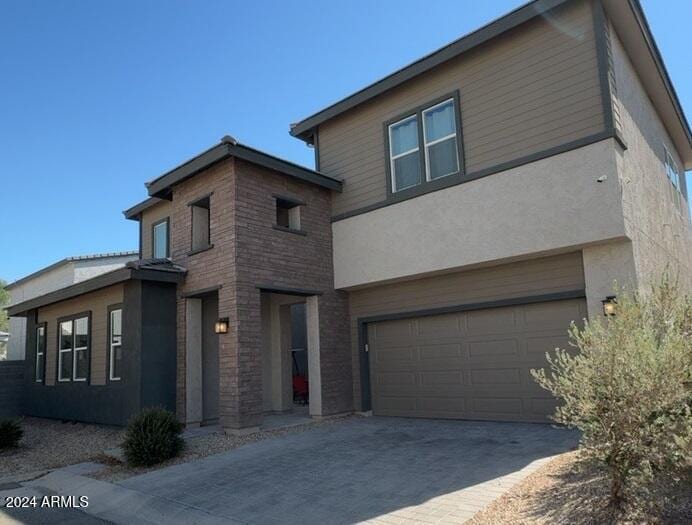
[7,267,185,317]
[289,0,569,141]
[146,140,342,198]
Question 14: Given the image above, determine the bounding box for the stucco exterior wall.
[609,28,692,293]
[332,139,625,290]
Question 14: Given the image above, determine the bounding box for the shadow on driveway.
[119,416,579,524]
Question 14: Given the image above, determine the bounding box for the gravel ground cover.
[91,415,351,482]
[0,417,124,480]
[468,451,692,525]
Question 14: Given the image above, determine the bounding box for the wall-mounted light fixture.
[214,317,229,334]
[602,296,617,317]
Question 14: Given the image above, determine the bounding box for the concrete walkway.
[10,417,578,524]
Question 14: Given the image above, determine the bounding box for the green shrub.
[0,419,23,449]
[122,408,184,467]
[532,275,692,513]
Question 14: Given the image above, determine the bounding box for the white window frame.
[422,98,460,182]
[389,114,421,192]
[35,325,45,383]
[152,219,168,259]
[109,308,122,381]
[664,145,680,191]
[58,320,73,382]
[72,316,88,382]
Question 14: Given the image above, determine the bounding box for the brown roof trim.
[627,0,691,144]
[289,0,691,150]
[7,266,185,317]
[289,0,570,141]
[123,197,166,221]
[6,251,138,290]
[145,136,342,198]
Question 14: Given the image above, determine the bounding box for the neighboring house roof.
[6,251,139,290]
[7,260,186,317]
[142,135,342,202]
[289,0,691,167]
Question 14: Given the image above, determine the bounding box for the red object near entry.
[293,375,308,405]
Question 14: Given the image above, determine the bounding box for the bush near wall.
[532,275,692,515]
[122,407,184,467]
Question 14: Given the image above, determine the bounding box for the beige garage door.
[368,298,586,423]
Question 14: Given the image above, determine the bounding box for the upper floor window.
[35,324,46,383]
[388,96,461,193]
[152,218,169,259]
[274,195,303,233]
[190,195,211,252]
[664,145,681,191]
[58,314,89,382]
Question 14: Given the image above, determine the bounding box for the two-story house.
[8,0,691,433]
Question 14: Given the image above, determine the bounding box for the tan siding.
[348,252,585,408]
[39,284,124,386]
[140,200,173,259]
[319,0,606,217]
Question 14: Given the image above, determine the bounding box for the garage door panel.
[417,313,463,336]
[369,297,585,422]
[468,338,520,361]
[471,397,523,415]
[419,370,463,386]
[470,367,521,386]
[466,308,518,334]
[418,343,463,360]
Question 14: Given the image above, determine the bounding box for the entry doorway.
[185,291,220,426]
[260,293,314,416]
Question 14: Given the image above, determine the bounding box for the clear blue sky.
[1,0,690,282]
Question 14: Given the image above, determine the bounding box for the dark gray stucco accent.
[290,0,571,140]
[23,308,132,425]
[137,280,177,414]
[356,289,586,411]
[592,0,616,140]
[0,361,25,418]
[21,280,178,426]
[146,140,342,198]
[256,285,323,297]
[332,130,616,222]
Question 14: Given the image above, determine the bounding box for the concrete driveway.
[117,416,578,524]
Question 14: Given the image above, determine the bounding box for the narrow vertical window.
[58,320,73,382]
[35,325,46,383]
[389,115,422,192]
[73,316,89,381]
[152,218,169,259]
[664,145,681,191]
[190,196,211,251]
[109,308,123,381]
[423,99,459,181]
[58,315,89,382]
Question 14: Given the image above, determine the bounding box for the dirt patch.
[91,416,351,482]
[0,417,124,479]
[468,451,692,525]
